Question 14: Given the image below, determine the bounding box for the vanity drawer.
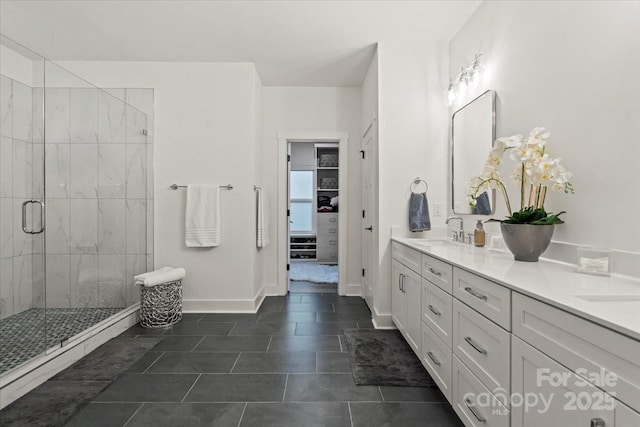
[453,267,511,330]
[452,355,510,427]
[422,321,453,404]
[392,242,421,274]
[453,299,510,402]
[422,254,453,293]
[513,292,640,411]
[422,278,453,348]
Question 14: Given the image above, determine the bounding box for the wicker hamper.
[139,280,183,328]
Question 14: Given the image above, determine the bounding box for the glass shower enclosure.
[0,35,153,379]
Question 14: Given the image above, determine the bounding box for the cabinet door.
[511,335,615,427]
[392,260,406,332]
[404,266,422,354]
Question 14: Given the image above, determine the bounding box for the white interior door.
[362,121,376,309]
[286,142,292,292]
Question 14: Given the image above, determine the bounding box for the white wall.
[57,61,266,311]
[450,1,640,254]
[261,87,363,292]
[376,40,450,317]
[0,44,34,86]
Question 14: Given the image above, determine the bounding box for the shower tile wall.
[0,74,38,319]
[0,75,154,318]
[43,87,154,309]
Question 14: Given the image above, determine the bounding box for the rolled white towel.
[134,266,173,283]
[135,267,186,287]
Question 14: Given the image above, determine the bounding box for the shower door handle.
[22,200,45,234]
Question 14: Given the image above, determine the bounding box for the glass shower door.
[0,35,47,375]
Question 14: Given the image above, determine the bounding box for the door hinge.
[362,268,365,277]
[360,150,365,159]
[287,263,290,271]
[362,210,365,218]
[287,209,290,217]
[287,154,291,162]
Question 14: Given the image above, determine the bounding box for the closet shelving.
[315,144,339,263]
[290,236,317,260]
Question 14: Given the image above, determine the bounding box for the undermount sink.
[575,294,640,302]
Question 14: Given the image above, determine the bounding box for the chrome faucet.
[446,216,465,241]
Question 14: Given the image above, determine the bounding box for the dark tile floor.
[66,293,463,427]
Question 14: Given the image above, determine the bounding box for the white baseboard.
[0,305,139,410]
[183,285,267,313]
[344,283,362,296]
[371,308,395,329]
[263,284,279,296]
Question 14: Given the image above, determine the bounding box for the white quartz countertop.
[391,237,640,341]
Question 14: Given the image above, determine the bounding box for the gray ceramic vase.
[500,223,554,262]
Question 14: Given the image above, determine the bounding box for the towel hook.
[409,177,428,193]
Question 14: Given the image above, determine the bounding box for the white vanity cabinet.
[390,250,421,354]
[511,335,627,427]
[390,240,640,427]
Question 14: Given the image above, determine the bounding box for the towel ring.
[410,177,428,193]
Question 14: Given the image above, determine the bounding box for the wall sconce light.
[448,53,482,105]
[447,79,456,105]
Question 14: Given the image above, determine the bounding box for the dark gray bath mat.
[0,336,163,427]
[342,328,435,387]
[52,336,163,381]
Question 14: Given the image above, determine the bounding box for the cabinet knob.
[591,419,605,427]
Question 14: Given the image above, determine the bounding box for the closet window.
[290,170,314,233]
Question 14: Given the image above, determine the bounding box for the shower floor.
[0,307,122,375]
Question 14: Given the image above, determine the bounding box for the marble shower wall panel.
[44,88,71,143]
[70,253,98,307]
[98,143,125,198]
[69,143,98,198]
[0,258,13,317]
[98,253,125,307]
[12,80,32,143]
[69,198,98,255]
[44,143,70,198]
[0,137,12,197]
[70,88,98,143]
[0,75,13,138]
[125,199,146,255]
[98,199,126,254]
[125,144,146,198]
[98,90,126,144]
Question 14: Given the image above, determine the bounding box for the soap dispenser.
[474,220,485,247]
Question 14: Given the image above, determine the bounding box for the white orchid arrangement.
[467,127,574,224]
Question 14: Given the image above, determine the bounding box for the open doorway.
[288,142,339,293]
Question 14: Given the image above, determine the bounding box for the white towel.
[256,187,270,248]
[185,184,221,247]
[135,266,186,287]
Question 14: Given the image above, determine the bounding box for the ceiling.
[0,0,481,86]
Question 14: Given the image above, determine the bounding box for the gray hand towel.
[409,192,431,232]
[473,191,491,215]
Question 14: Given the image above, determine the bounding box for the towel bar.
[169,184,233,190]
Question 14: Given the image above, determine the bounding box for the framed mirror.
[451,90,496,215]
